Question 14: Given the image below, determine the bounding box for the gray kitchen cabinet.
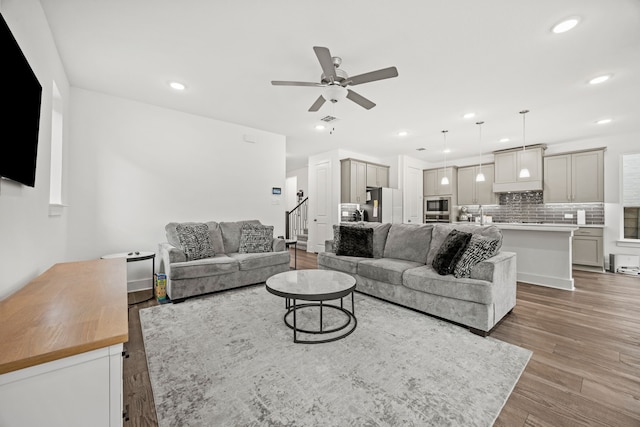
[493,145,545,192]
[341,159,367,204]
[366,163,389,188]
[573,227,604,268]
[423,167,457,197]
[457,164,497,205]
[544,149,604,203]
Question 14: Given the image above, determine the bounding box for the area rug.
[139,285,531,426]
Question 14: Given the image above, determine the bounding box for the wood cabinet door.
[457,166,476,205]
[352,161,367,203]
[544,154,571,203]
[476,164,497,205]
[572,150,604,202]
[494,151,517,184]
[573,236,603,267]
[377,166,389,187]
[423,169,438,196]
[366,163,377,187]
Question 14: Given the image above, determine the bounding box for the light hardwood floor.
[124,249,640,426]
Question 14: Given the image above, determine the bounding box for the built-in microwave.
[425,197,450,214]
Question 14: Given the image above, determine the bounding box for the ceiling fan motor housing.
[321,66,348,85]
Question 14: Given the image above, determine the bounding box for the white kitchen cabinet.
[573,227,604,268]
[457,164,497,205]
[493,145,545,192]
[366,163,389,188]
[423,167,457,197]
[544,149,604,203]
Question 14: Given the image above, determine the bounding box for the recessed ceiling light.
[443,148,451,154]
[596,118,612,125]
[552,17,579,34]
[588,74,611,85]
[398,131,408,137]
[463,113,475,119]
[499,138,510,143]
[315,124,325,130]
[169,81,186,91]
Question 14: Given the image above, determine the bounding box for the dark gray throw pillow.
[432,230,472,275]
[335,226,374,258]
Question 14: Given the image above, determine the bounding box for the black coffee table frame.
[266,271,357,344]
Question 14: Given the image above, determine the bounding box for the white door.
[404,166,422,224]
[309,160,332,253]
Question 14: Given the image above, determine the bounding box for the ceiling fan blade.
[308,95,326,112]
[346,89,376,110]
[271,80,325,87]
[313,46,337,82]
[343,66,399,86]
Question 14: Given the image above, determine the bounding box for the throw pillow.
[453,234,500,278]
[432,230,472,275]
[335,226,374,258]
[175,222,216,261]
[238,223,274,253]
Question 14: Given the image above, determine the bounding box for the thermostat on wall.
[272,187,282,195]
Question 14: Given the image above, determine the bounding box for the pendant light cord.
[477,121,484,171]
[520,110,529,151]
[442,130,448,173]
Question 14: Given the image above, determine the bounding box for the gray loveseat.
[159,219,290,302]
[317,222,516,335]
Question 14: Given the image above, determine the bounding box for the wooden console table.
[0,258,128,427]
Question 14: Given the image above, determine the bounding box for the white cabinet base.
[0,344,123,427]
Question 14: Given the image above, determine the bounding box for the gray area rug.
[140,285,531,426]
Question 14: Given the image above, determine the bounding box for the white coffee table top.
[266,270,356,301]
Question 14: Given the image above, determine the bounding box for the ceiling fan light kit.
[271,46,398,112]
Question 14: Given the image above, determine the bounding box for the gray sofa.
[159,220,290,302]
[317,222,517,335]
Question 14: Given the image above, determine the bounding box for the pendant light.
[441,130,449,185]
[475,121,485,182]
[518,110,530,178]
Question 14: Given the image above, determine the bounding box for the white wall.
[0,0,71,299]
[66,89,287,289]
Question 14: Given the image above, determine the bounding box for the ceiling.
[39,0,640,172]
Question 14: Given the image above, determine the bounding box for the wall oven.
[424,197,452,223]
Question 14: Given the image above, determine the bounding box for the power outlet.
[564,213,573,219]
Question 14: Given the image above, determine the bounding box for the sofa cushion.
[335,226,373,258]
[453,234,501,278]
[358,258,424,286]
[174,222,216,261]
[403,265,494,305]
[220,220,261,253]
[332,223,390,258]
[169,254,239,280]
[382,223,433,263]
[239,223,273,253]
[228,251,289,271]
[432,230,472,275]
[317,252,367,274]
[204,221,226,254]
[426,224,503,266]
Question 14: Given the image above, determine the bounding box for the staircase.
[286,197,308,251]
[296,229,308,251]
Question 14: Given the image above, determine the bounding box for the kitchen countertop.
[454,222,603,231]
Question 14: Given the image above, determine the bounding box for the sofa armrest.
[158,242,186,274]
[470,251,516,282]
[272,237,285,252]
[324,239,335,253]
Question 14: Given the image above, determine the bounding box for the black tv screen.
[0,12,42,188]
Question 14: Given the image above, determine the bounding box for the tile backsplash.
[458,191,604,224]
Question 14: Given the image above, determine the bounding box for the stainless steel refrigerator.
[363,187,403,223]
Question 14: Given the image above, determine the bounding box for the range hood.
[493,180,543,193]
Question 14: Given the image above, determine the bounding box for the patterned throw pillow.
[453,234,500,278]
[176,222,216,261]
[335,226,374,258]
[432,230,472,275]
[238,224,273,253]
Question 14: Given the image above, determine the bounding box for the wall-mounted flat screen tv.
[0,12,42,188]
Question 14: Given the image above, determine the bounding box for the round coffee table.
[266,270,357,344]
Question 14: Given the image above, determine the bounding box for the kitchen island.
[493,223,579,290]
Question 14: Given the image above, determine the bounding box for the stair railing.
[285,197,308,240]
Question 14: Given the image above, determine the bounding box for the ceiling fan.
[271,46,399,112]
